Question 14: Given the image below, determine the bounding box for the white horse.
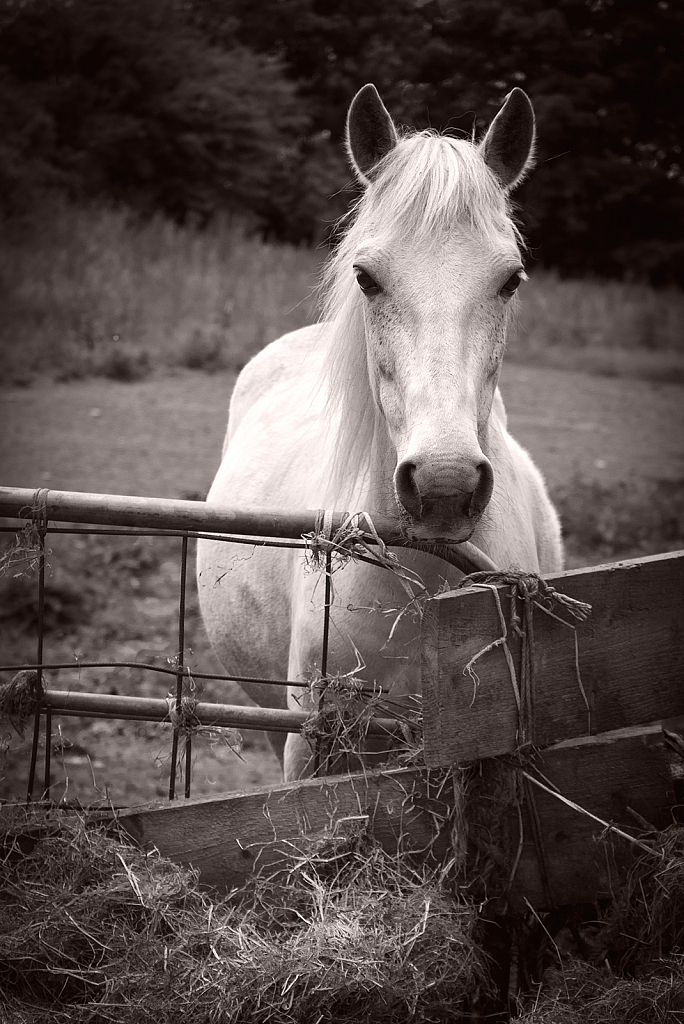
[197,85,563,780]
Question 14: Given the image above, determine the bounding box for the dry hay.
[2,813,684,1022]
[0,521,44,580]
[0,805,484,1023]
[516,824,684,1022]
[0,670,39,751]
[518,960,684,1023]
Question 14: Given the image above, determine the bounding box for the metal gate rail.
[0,485,496,803]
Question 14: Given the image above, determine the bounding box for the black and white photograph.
[1,1,683,1019]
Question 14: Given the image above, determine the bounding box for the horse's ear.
[480,88,536,190]
[346,84,399,184]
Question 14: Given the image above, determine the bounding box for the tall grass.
[0,203,322,383]
[1,202,683,384]
[510,272,684,382]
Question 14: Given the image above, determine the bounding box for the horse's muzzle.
[394,454,494,541]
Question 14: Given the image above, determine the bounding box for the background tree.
[420,0,684,283]
[1,0,682,282]
[0,0,312,226]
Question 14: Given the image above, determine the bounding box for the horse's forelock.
[363,131,511,241]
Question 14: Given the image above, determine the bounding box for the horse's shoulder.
[234,324,321,398]
[226,325,324,445]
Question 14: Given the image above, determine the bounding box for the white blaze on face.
[355,229,523,541]
[337,85,536,540]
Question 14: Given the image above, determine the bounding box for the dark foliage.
[0,0,329,232]
[217,0,684,283]
[1,0,682,280]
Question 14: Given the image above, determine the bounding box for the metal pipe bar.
[0,486,498,575]
[38,689,401,736]
[0,487,379,539]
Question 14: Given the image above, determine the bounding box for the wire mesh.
[5,525,316,804]
[0,489,393,804]
[0,484,491,805]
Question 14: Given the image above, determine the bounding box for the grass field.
[1,202,684,385]
[0,204,321,384]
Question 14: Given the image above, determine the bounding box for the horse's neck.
[352,411,396,517]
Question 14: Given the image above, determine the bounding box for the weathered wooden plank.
[119,720,681,909]
[119,766,453,891]
[500,722,680,912]
[422,550,684,766]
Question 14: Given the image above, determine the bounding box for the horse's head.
[343,84,535,543]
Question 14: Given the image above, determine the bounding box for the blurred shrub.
[553,476,684,566]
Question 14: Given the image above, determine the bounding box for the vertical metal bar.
[27,525,46,802]
[185,727,192,799]
[313,549,333,776]
[169,534,188,799]
[320,549,332,683]
[43,707,52,800]
[179,534,190,797]
[168,728,179,800]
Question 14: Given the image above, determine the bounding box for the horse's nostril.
[471,458,494,517]
[394,460,421,517]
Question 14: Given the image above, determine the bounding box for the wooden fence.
[121,549,684,913]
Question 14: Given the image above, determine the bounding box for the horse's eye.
[500,271,523,300]
[354,267,381,297]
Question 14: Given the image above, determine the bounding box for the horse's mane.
[318,129,519,507]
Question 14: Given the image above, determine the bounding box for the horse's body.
[197,86,563,779]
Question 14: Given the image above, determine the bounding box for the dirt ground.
[1,364,683,806]
[2,364,684,497]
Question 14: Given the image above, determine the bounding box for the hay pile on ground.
[3,807,684,1022]
[517,824,684,1022]
[518,959,684,1023]
[0,807,483,1023]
